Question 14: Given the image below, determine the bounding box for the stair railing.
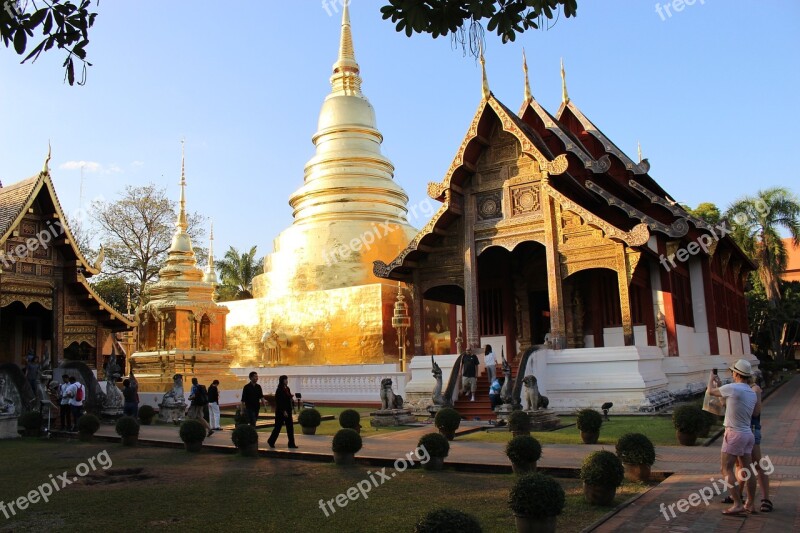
[442,353,465,407]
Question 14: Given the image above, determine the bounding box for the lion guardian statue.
[379,378,404,410]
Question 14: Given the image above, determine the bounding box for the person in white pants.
[208,379,221,430]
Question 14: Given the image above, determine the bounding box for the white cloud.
[59,160,102,172]
[131,160,144,168]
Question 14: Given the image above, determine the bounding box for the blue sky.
[1,1,798,256]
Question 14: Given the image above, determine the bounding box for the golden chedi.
[225,4,417,366]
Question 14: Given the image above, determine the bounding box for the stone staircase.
[453,363,519,421]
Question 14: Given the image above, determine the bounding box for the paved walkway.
[88,376,800,531]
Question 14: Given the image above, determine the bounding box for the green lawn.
[458,415,682,446]
[0,439,649,532]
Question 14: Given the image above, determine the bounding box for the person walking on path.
[484,345,497,387]
[460,349,480,401]
[58,375,71,430]
[709,359,759,516]
[187,377,213,437]
[66,376,84,431]
[240,372,268,427]
[122,371,139,417]
[208,379,221,431]
[267,375,297,449]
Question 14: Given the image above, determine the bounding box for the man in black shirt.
[240,372,267,426]
[460,349,480,401]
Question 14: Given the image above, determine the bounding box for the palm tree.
[216,246,264,300]
[727,187,800,308]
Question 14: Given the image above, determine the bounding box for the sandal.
[760,499,773,512]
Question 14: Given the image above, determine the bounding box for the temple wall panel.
[716,327,731,356]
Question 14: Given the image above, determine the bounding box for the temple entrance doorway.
[422,285,464,355]
[0,301,53,366]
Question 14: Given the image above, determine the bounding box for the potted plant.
[434,407,461,441]
[580,450,624,506]
[115,415,140,446]
[18,411,43,437]
[508,473,565,533]
[231,423,259,456]
[417,432,450,471]
[414,508,482,533]
[672,405,704,446]
[339,409,362,433]
[698,410,715,438]
[505,435,542,474]
[179,419,207,452]
[77,414,101,442]
[576,409,602,444]
[138,405,155,425]
[298,408,322,435]
[332,428,362,465]
[615,432,655,482]
[508,410,532,437]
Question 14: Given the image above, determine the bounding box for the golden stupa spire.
[560,57,569,104]
[522,48,532,102]
[330,1,362,95]
[204,219,218,285]
[480,41,490,100]
[177,139,188,233]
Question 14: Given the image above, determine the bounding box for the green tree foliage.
[381,0,577,54]
[91,184,206,301]
[747,275,800,361]
[215,246,264,301]
[1,0,97,85]
[89,275,132,315]
[685,202,721,225]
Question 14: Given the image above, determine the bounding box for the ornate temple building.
[128,148,239,392]
[375,55,756,410]
[0,157,133,369]
[224,4,421,370]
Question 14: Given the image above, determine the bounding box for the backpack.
[194,385,208,406]
[75,384,84,402]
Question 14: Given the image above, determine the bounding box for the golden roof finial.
[523,48,532,102]
[42,141,51,173]
[638,141,643,163]
[330,1,362,95]
[560,57,570,104]
[178,139,188,233]
[480,41,490,100]
[204,219,218,285]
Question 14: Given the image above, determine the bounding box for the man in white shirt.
[66,376,85,431]
[709,359,759,515]
[58,375,72,430]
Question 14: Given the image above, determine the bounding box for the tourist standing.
[208,379,221,431]
[58,374,72,430]
[488,377,503,410]
[460,349,480,401]
[708,359,758,515]
[749,372,772,512]
[24,355,41,395]
[187,377,213,437]
[240,371,268,427]
[122,371,139,417]
[66,376,84,430]
[267,375,297,449]
[484,345,497,386]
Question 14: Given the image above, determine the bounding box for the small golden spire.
[178,139,188,233]
[42,141,51,173]
[330,0,362,95]
[480,41,490,100]
[523,48,532,102]
[560,57,569,104]
[637,141,643,163]
[204,219,218,285]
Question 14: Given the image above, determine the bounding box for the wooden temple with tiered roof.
[375,53,755,410]
[0,154,134,370]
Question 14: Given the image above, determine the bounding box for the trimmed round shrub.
[231,423,259,448]
[138,405,155,424]
[672,404,704,434]
[415,508,482,533]
[418,432,450,458]
[115,415,140,437]
[298,408,322,428]
[508,473,566,519]
[332,428,363,454]
[615,433,656,466]
[234,408,249,426]
[508,410,532,433]
[576,409,603,433]
[505,435,543,464]
[19,410,43,432]
[580,450,624,488]
[434,407,461,433]
[179,419,207,444]
[338,409,361,429]
[77,414,101,435]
